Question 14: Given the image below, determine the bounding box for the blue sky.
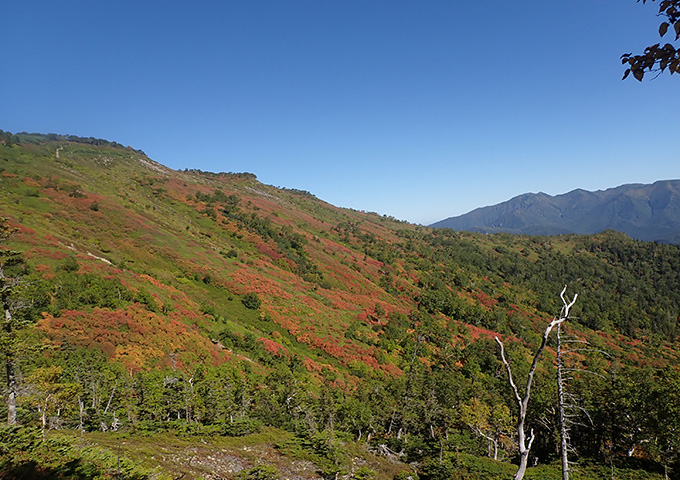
[2,1,678,225]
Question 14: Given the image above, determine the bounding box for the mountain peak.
[431,180,680,244]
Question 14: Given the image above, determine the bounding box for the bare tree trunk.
[103,382,117,414]
[78,395,85,432]
[495,336,538,480]
[6,355,17,425]
[1,221,21,427]
[556,320,607,480]
[4,307,17,425]
[557,324,569,480]
[41,403,47,432]
[184,375,194,422]
[496,286,577,480]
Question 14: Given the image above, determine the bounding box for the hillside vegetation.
[1,132,679,479]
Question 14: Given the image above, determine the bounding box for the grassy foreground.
[0,424,666,480]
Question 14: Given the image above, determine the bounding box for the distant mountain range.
[431,180,680,244]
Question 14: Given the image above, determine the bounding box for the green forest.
[1,134,680,480]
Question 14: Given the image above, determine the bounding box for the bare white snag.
[496,286,577,480]
[557,317,609,480]
[557,324,570,480]
[1,242,19,425]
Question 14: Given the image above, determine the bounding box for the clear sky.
[2,1,678,225]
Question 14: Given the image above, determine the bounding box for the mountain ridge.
[430,180,680,243]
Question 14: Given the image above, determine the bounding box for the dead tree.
[556,322,608,480]
[496,286,578,480]
[1,218,36,426]
[556,324,571,480]
[1,219,21,425]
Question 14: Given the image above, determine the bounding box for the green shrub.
[394,473,419,480]
[352,466,377,479]
[222,418,262,437]
[242,292,262,310]
[135,288,159,312]
[59,255,80,272]
[239,465,279,480]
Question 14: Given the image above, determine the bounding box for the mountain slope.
[430,180,680,243]
[2,132,680,479]
[1,133,417,375]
